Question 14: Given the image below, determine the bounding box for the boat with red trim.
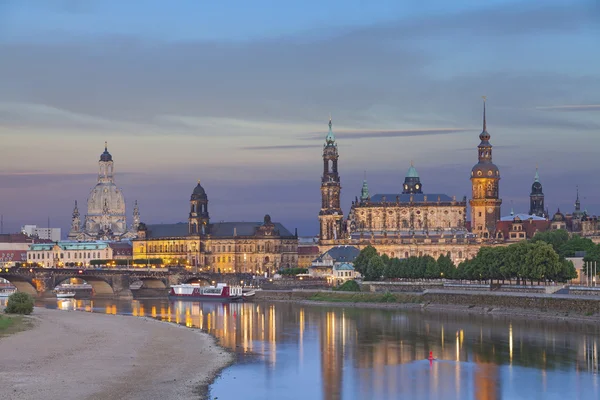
[169,283,243,302]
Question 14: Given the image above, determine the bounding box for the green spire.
[534,165,539,182]
[360,171,369,201]
[325,114,335,144]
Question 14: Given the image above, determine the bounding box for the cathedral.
[68,143,140,241]
[317,102,500,263]
[132,181,298,273]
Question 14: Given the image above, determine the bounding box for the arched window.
[404,252,409,258]
[458,251,463,258]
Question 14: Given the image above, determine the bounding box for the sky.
[0,0,599,237]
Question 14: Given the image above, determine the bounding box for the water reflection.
[28,298,600,399]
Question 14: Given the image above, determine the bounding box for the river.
[21,298,600,399]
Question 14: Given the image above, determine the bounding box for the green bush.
[5,292,34,315]
[335,280,361,292]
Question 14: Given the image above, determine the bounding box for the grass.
[309,292,422,304]
[0,314,32,337]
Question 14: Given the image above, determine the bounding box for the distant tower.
[529,167,545,217]
[132,200,141,231]
[402,162,423,194]
[319,116,344,242]
[360,172,369,202]
[470,98,502,239]
[67,200,81,240]
[573,186,583,217]
[99,141,114,183]
[189,180,209,234]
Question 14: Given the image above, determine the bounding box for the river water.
[19,298,600,399]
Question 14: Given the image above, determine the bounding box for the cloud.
[242,144,323,150]
[535,104,600,112]
[304,128,467,141]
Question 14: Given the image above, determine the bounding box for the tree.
[353,246,378,275]
[425,257,440,279]
[436,255,455,279]
[531,230,570,254]
[524,241,561,284]
[559,235,596,258]
[364,255,385,281]
[5,292,34,315]
[555,258,577,282]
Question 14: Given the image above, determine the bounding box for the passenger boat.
[169,283,243,302]
[0,288,16,297]
[54,289,76,299]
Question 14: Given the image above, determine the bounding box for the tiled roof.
[0,233,34,244]
[333,262,355,271]
[146,223,190,238]
[145,221,295,239]
[501,213,547,222]
[496,220,552,240]
[29,242,110,251]
[369,193,456,203]
[0,250,27,261]
[298,246,320,255]
[315,246,360,263]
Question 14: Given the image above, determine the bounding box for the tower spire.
[104,141,108,151]
[361,170,369,201]
[534,165,539,182]
[325,114,335,144]
[482,96,487,132]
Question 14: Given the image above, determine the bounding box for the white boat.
[0,288,16,297]
[242,290,256,299]
[55,290,76,298]
[169,283,243,302]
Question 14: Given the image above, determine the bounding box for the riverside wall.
[254,289,600,316]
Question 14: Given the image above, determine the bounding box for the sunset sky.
[1,0,599,237]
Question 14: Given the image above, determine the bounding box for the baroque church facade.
[68,144,140,241]
[132,181,298,273]
[318,102,501,264]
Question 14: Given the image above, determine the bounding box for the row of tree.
[352,229,598,283]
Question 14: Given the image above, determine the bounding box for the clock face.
[415,184,420,189]
[487,207,494,214]
[404,185,408,189]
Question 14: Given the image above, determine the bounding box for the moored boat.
[169,283,243,302]
[0,288,16,297]
[54,289,76,298]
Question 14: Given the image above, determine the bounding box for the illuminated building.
[469,98,502,239]
[132,181,298,272]
[317,113,482,263]
[68,143,140,241]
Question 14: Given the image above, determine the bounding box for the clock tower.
[319,117,344,243]
[469,98,502,239]
[402,162,423,194]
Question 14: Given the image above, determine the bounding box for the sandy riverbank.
[0,308,233,400]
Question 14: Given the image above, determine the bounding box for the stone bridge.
[0,267,253,299]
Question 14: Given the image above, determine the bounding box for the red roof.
[108,242,133,255]
[298,246,320,255]
[0,250,27,262]
[496,219,551,240]
[0,233,34,244]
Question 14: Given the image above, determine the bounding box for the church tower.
[529,167,545,217]
[189,180,209,234]
[319,117,344,243]
[98,141,114,183]
[67,200,81,240]
[402,162,423,194]
[470,98,502,239]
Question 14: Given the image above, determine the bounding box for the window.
[478,212,482,217]
[228,245,231,252]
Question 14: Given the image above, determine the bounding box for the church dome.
[191,181,207,200]
[552,209,565,222]
[87,183,125,216]
[100,143,112,162]
[471,162,499,178]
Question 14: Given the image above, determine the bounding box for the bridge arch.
[54,276,114,296]
[0,274,37,296]
[138,278,168,289]
[183,277,211,285]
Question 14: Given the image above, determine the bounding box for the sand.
[0,308,233,400]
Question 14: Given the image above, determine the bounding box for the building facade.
[132,181,299,274]
[316,117,481,265]
[68,143,140,241]
[21,225,61,242]
[27,241,112,267]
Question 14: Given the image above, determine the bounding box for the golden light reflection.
[509,324,513,364]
